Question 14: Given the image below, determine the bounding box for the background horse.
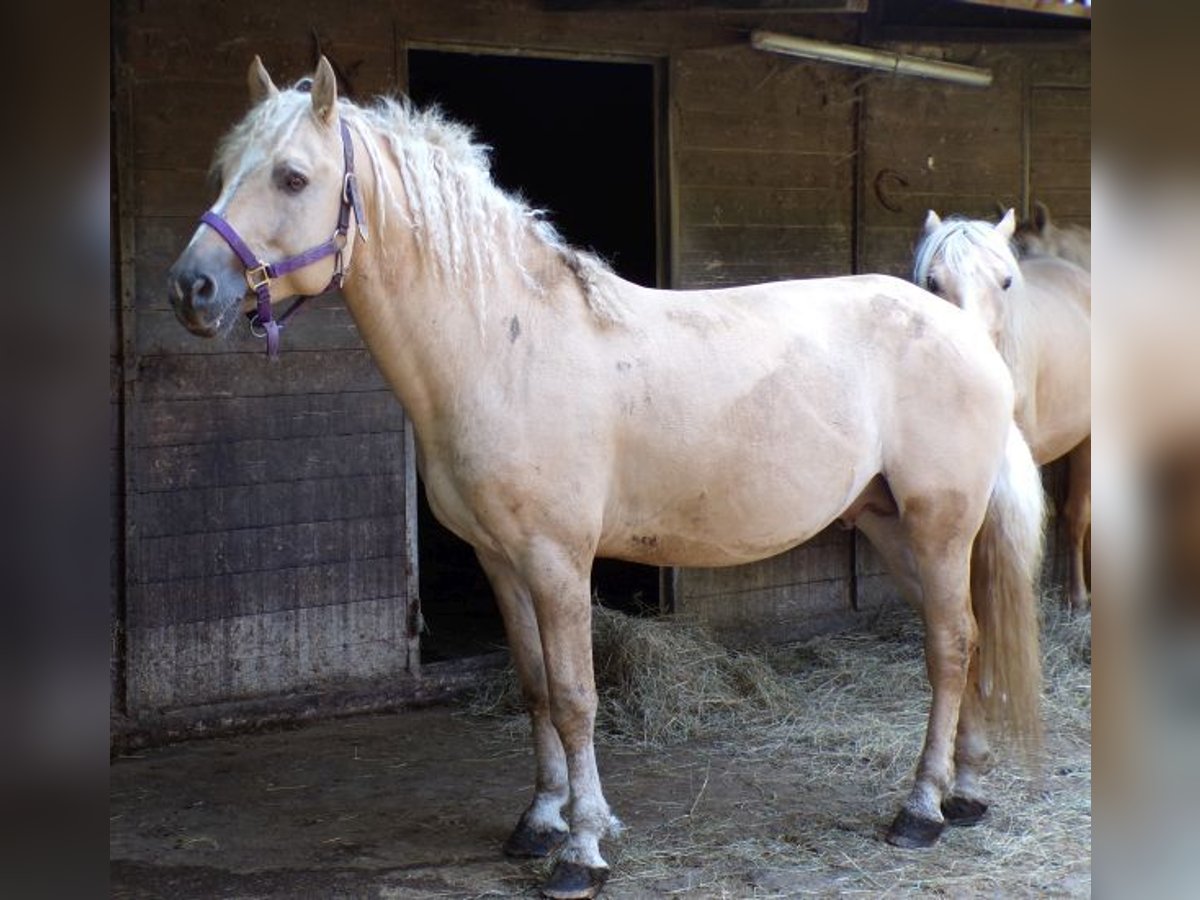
[1014,200,1091,271]
[915,210,1091,611]
[166,57,1045,899]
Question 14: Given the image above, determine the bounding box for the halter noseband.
[199,119,368,357]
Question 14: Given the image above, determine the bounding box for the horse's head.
[915,209,1022,344]
[1013,200,1054,259]
[167,56,364,343]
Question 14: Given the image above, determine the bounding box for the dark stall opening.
[409,48,665,663]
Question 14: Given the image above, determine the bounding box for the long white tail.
[970,423,1046,748]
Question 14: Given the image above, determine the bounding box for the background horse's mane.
[213,82,625,325]
[913,216,1028,382]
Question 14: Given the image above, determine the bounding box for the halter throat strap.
[199,118,367,357]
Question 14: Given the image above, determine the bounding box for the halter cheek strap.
[199,119,368,358]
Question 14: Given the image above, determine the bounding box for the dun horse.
[1014,200,1091,271]
[915,210,1091,610]
[167,58,1044,899]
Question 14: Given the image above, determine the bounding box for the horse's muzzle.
[167,261,245,337]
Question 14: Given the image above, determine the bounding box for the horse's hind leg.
[1064,437,1091,611]
[856,507,992,827]
[475,550,570,859]
[885,507,978,849]
[942,653,993,826]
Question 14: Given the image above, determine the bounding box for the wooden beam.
[951,0,1091,19]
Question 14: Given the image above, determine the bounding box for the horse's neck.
[341,220,575,428]
[994,283,1035,401]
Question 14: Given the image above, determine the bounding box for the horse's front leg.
[476,549,571,859]
[519,541,620,900]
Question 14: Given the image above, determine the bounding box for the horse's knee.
[549,688,598,744]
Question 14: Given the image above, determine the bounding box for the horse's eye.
[926,275,939,294]
[283,171,308,194]
[1001,275,1013,291]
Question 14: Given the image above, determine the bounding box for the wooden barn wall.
[112,0,1090,722]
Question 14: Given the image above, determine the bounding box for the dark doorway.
[408,49,664,663]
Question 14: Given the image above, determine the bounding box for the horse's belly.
[599,464,863,568]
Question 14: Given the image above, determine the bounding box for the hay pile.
[469,604,803,746]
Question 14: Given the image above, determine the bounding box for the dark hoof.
[941,796,989,827]
[503,818,569,859]
[541,860,610,899]
[886,808,945,849]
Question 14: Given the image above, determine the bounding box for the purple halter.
[199,119,368,357]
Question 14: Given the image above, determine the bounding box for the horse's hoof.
[941,796,988,826]
[503,818,569,859]
[541,860,610,899]
[886,808,945,848]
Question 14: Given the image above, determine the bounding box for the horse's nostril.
[192,274,216,304]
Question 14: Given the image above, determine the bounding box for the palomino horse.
[1014,201,1091,271]
[167,57,1044,899]
[915,210,1091,611]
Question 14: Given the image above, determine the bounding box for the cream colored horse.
[167,57,1045,899]
[1014,201,1091,271]
[916,210,1091,610]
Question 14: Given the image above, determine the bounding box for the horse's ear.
[1033,200,1051,233]
[923,210,942,235]
[247,55,279,105]
[311,55,338,125]
[994,201,1007,220]
[995,208,1017,240]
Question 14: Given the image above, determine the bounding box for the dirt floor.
[110,607,1091,898]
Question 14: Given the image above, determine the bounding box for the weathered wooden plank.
[1030,133,1089,162]
[677,250,850,283]
[133,350,389,400]
[130,514,404,583]
[132,472,406,539]
[1031,101,1089,136]
[857,226,925,277]
[1025,49,1091,86]
[136,390,401,448]
[126,596,409,710]
[1031,85,1090,110]
[680,222,850,254]
[680,185,850,228]
[677,108,850,154]
[681,580,856,646]
[1029,159,1091,192]
[674,50,858,116]
[131,431,405,492]
[866,90,1021,130]
[137,305,367,356]
[681,528,848,599]
[677,147,851,191]
[133,80,250,171]
[121,29,395,92]
[128,555,404,628]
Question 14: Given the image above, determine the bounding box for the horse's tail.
[970,422,1045,750]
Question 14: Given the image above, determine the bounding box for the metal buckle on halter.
[331,246,347,289]
[246,264,271,292]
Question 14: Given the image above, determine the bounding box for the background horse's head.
[167,56,361,337]
[1012,201,1091,270]
[913,209,1022,345]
